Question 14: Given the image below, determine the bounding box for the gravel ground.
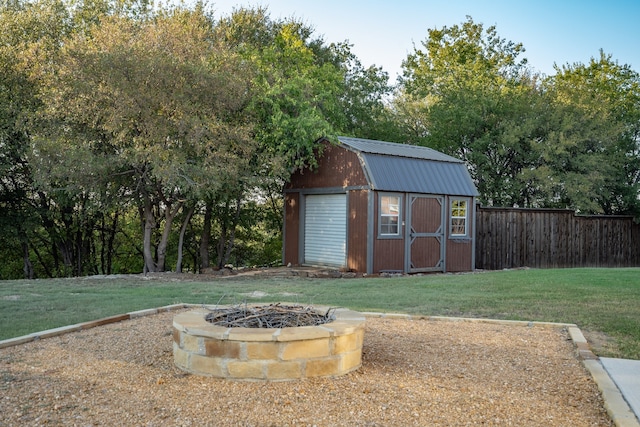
[0,309,612,426]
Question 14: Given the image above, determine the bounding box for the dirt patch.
[583,329,620,358]
[0,310,611,426]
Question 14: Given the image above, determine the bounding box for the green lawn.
[1,268,639,359]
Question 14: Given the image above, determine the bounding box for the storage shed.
[283,136,479,274]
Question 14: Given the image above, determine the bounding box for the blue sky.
[209,0,640,82]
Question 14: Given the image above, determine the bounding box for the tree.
[0,0,73,277]
[330,42,398,141]
[529,52,640,215]
[205,7,392,269]
[39,6,256,273]
[216,8,339,174]
[398,17,544,206]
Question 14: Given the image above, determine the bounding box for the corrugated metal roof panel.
[338,136,462,163]
[362,154,479,196]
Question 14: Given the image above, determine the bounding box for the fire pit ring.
[173,305,365,381]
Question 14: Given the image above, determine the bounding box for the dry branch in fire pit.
[204,303,336,328]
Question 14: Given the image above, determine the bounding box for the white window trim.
[450,198,470,238]
[378,193,403,239]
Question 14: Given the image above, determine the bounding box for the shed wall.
[283,192,299,266]
[446,239,473,272]
[444,196,474,272]
[347,190,369,272]
[372,192,405,272]
[286,142,368,190]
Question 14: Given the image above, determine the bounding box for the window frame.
[378,193,403,239]
[449,198,470,238]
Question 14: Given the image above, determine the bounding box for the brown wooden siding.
[446,239,473,272]
[445,196,474,272]
[372,193,405,272]
[476,206,640,269]
[286,142,368,189]
[374,239,405,272]
[283,192,300,266]
[347,190,369,272]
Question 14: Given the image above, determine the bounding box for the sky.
[207,0,640,82]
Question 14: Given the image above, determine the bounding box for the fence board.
[475,206,640,270]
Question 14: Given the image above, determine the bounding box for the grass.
[1,268,639,359]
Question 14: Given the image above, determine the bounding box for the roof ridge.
[337,136,462,163]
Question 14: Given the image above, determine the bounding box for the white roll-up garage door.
[304,194,347,267]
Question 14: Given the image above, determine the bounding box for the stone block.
[128,308,158,319]
[79,314,130,329]
[173,310,230,339]
[332,308,366,321]
[205,339,241,358]
[305,357,340,377]
[281,339,330,360]
[227,360,265,379]
[172,327,180,344]
[158,303,189,312]
[190,354,225,377]
[173,343,190,369]
[265,360,303,380]
[182,333,202,354]
[340,350,363,373]
[32,324,83,339]
[381,313,411,320]
[0,335,34,349]
[333,332,360,354]
[227,328,278,342]
[173,311,205,332]
[277,326,330,342]
[322,323,361,337]
[186,325,230,340]
[246,342,280,360]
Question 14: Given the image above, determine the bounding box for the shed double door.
[405,195,445,273]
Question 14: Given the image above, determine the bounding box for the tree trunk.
[266,181,283,231]
[99,213,107,274]
[21,240,35,279]
[156,201,182,272]
[142,197,157,273]
[58,204,75,276]
[216,197,242,269]
[106,211,118,275]
[176,205,195,273]
[199,202,212,270]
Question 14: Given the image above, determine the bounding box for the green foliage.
[2,3,640,278]
[398,17,539,206]
[397,17,640,215]
[215,8,338,174]
[531,52,640,214]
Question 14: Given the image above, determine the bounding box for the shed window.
[450,199,469,237]
[379,195,401,236]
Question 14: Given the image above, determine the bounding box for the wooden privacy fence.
[475,206,640,270]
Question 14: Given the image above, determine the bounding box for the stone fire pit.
[173,304,365,381]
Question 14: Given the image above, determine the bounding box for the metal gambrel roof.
[337,136,479,197]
